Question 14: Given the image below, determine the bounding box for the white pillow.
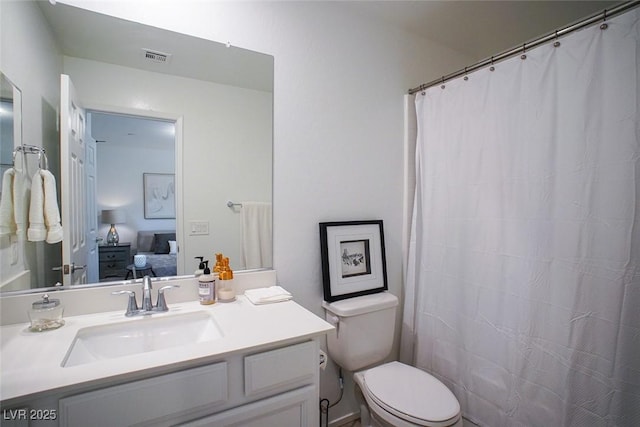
[168,240,177,255]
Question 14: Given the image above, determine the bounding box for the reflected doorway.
[89,111,176,282]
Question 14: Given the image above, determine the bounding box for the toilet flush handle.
[326,314,340,338]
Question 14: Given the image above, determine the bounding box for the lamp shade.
[102,209,126,224]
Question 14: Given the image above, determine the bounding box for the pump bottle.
[217,257,236,302]
[194,256,206,277]
[198,263,216,305]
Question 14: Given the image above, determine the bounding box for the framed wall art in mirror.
[143,173,175,219]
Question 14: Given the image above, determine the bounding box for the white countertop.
[0,296,333,404]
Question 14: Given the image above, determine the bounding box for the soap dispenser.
[198,261,216,305]
[217,257,236,303]
[194,256,206,277]
[213,253,224,275]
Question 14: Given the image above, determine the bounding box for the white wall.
[0,1,63,289]
[64,57,272,271]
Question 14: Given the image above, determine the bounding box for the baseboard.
[463,415,481,427]
[329,411,360,427]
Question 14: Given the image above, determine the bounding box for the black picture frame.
[319,220,388,302]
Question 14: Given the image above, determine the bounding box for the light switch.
[189,221,209,235]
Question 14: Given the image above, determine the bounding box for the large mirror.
[0,1,273,293]
[0,72,27,292]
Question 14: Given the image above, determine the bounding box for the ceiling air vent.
[141,49,172,64]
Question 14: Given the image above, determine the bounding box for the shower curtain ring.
[521,44,527,60]
[600,10,608,30]
[463,67,469,81]
[554,31,561,48]
[440,76,445,89]
[490,57,495,72]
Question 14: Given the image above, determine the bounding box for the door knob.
[71,263,86,273]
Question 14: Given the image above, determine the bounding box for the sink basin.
[62,311,223,367]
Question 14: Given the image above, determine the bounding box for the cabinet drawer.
[179,385,316,427]
[99,250,128,262]
[244,341,316,397]
[99,261,125,278]
[59,362,228,427]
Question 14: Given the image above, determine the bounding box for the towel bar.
[12,145,48,170]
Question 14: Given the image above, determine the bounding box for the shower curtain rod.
[408,0,640,95]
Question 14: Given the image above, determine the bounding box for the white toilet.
[323,292,462,427]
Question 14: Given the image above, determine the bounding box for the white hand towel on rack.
[28,170,63,243]
[241,201,272,269]
[0,168,17,235]
[42,170,63,243]
[28,170,46,242]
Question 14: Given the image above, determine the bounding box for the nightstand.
[99,243,131,280]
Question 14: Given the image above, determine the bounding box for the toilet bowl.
[354,362,462,427]
[322,293,462,427]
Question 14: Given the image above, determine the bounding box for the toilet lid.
[363,362,460,424]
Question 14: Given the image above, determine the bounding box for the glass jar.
[28,294,65,332]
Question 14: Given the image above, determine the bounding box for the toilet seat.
[361,362,461,427]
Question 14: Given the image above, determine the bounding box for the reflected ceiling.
[91,113,174,150]
[38,2,273,92]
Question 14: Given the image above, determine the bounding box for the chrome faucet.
[112,276,180,316]
[142,275,154,312]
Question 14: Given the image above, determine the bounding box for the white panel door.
[60,74,87,286]
[85,114,99,283]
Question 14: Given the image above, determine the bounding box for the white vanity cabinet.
[1,287,334,427]
[38,340,319,427]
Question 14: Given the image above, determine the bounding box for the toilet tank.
[322,292,398,371]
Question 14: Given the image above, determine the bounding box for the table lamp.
[102,209,126,245]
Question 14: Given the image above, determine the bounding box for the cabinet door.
[244,340,317,397]
[180,385,316,427]
[59,363,227,427]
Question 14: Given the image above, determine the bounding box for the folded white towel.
[28,169,63,243]
[244,286,293,305]
[0,168,17,235]
[14,169,25,235]
[41,170,63,244]
[28,170,46,242]
[0,168,25,236]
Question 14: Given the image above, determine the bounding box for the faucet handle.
[156,285,180,312]
[112,290,139,316]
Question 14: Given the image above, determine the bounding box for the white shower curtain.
[402,8,639,427]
